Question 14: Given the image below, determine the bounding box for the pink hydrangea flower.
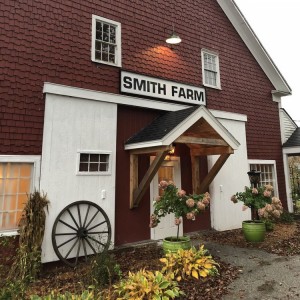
[263,190,271,197]
[155,196,161,202]
[204,192,211,201]
[159,180,168,189]
[186,212,195,220]
[149,214,158,228]
[252,188,258,194]
[177,189,186,197]
[197,202,206,211]
[186,198,195,208]
[202,198,209,207]
[264,184,274,191]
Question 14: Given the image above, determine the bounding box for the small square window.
[78,152,111,175]
[201,49,221,89]
[92,15,121,67]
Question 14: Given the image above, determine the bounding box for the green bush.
[280,210,294,224]
[88,249,122,289]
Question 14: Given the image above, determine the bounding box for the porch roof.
[125,105,240,151]
[283,127,300,148]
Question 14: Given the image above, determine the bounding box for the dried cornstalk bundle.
[7,191,49,283]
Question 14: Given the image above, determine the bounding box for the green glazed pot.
[162,236,191,253]
[242,220,266,242]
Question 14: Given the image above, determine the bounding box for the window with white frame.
[249,160,278,196]
[201,49,221,89]
[91,15,121,67]
[78,152,111,174]
[0,156,40,233]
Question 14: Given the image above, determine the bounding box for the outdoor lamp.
[166,26,182,44]
[247,170,261,188]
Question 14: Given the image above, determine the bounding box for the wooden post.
[191,155,200,194]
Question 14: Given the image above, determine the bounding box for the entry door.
[150,157,182,240]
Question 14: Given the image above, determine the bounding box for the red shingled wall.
[0,0,287,243]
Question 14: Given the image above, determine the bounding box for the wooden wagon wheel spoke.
[52,201,111,267]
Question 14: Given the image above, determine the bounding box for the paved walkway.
[197,241,300,300]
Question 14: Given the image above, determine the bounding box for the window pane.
[100,154,109,162]
[80,154,89,162]
[79,163,88,172]
[90,154,100,162]
[6,179,18,195]
[7,163,19,179]
[20,164,32,177]
[99,163,108,172]
[89,163,99,172]
[19,179,31,193]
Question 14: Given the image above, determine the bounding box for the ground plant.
[160,245,219,281]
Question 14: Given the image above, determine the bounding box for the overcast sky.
[234,0,300,125]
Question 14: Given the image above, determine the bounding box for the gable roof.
[283,127,300,148]
[125,105,240,151]
[217,0,291,96]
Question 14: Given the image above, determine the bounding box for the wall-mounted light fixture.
[166,26,181,45]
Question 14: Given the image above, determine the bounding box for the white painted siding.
[281,109,297,143]
[40,94,117,263]
[208,117,250,231]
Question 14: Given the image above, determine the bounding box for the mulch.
[1,220,300,299]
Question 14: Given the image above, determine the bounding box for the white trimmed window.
[0,156,40,234]
[249,160,278,196]
[91,15,121,67]
[201,49,221,89]
[77,151,111,175]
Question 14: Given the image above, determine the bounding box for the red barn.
[0,0,291,263]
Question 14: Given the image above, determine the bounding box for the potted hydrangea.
[231,184,283,242]
[149,180,210,252]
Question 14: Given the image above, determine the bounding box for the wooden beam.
[190,146,234,156]
[175,136,227,146]
[191,155,200,194]
[128,145,173,155]
[130,150,169,209]
[129,154,138,209]
[199,153,231,193]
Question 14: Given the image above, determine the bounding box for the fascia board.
[125,107,240,150]
[163,106,240,150]
[43,82,189,112]
[217,0,291,95]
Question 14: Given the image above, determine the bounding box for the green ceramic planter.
[242,220,266,242]
[162,236,191,253]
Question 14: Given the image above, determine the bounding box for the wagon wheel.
[52,200,111,267]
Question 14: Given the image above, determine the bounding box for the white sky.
[234,0,300,125]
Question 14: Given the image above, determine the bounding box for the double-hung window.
[249,160,278,196]
[91,15,121,67]
[201,49,221,89]
[0,156,40,234]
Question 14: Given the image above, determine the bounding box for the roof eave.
[217,0,292,95]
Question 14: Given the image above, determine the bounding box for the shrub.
[113,269,183,300]
[280,210,294,224]
[160,245,219,281]
[88,248,122,289]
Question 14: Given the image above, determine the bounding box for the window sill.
[0,230,19,237]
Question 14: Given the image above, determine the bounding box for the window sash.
[77,152,111,175]
[92,15,121,67]
[0,163,33,231]
[249,162,278,196]
[201,50,220,89]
